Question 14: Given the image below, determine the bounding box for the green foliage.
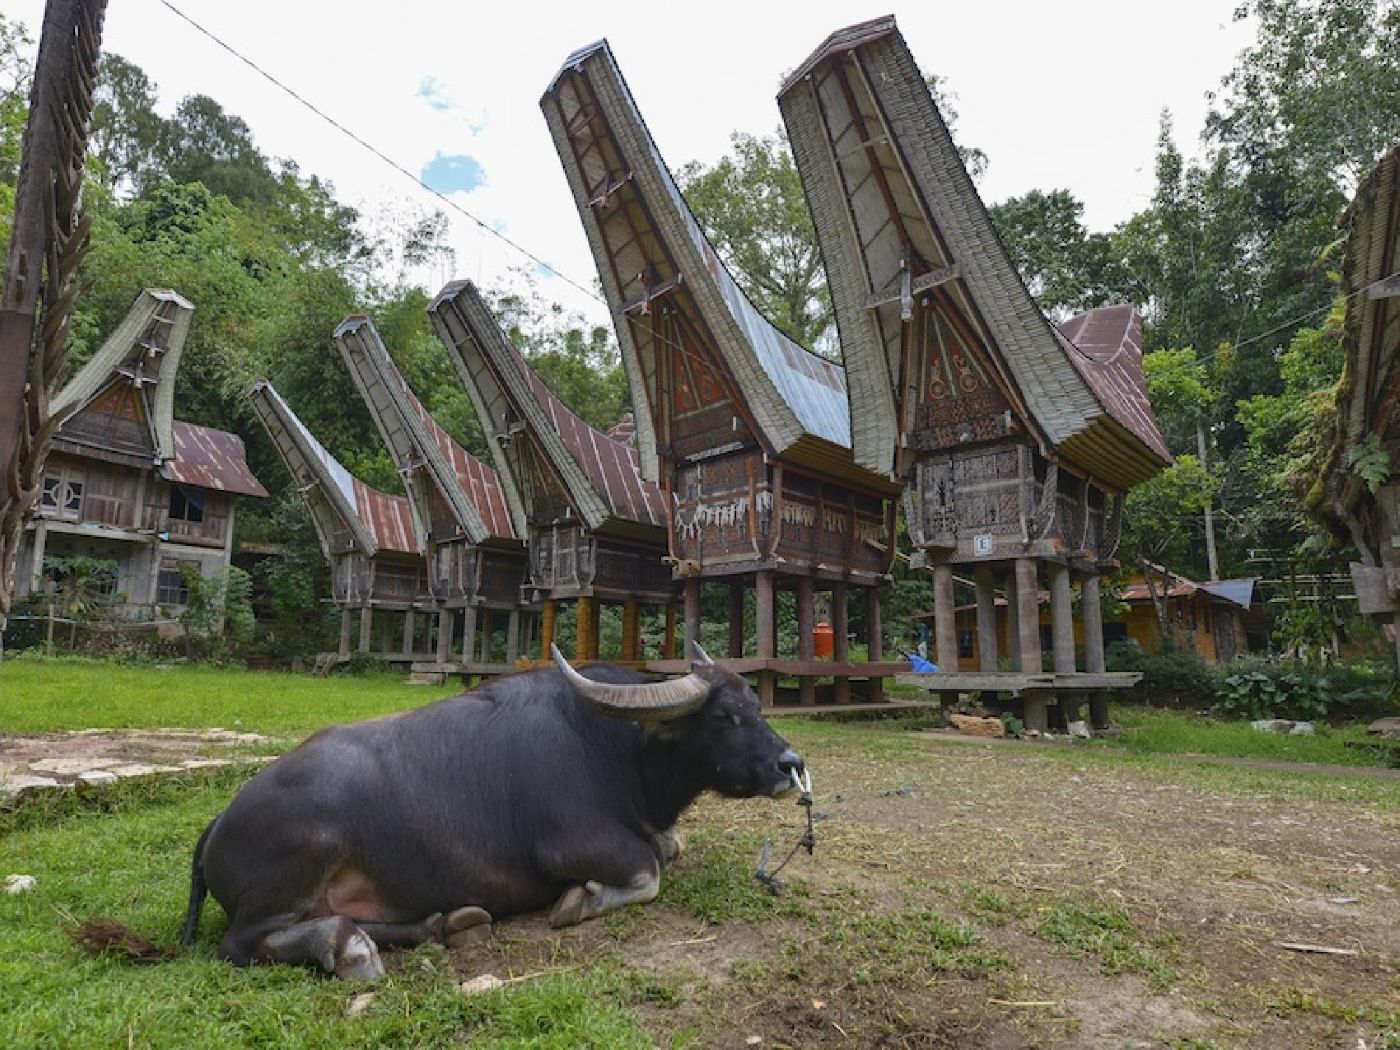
[179,566,256,658]
[1107,642,1220,707]
[1216,659,1395,721]
[1344,431,1391,493]
[1107,704,1385,765]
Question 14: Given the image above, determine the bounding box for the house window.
[156,559,197,605]
[168,485,205,524]
[40,468,85,521]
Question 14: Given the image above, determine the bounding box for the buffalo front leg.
[254,915,385,980]
[650,825,684,869]
[548,866,660,928]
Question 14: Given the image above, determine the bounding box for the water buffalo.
[179,645,803,979]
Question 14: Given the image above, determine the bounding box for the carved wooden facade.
[334,316,533,670]
[542,40,902,700]
[14,290,267,621]
[428,280,673,661]
[779,18,1168,724]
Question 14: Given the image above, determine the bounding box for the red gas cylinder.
[813,620,834,658]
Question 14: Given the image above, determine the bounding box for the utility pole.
[0,0,107,641]
[1196,420,1219,581]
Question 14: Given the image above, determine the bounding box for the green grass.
[1107,705,1382,767]
[0,654,455,736]
[1032,898,1179,991]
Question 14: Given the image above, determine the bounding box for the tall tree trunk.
[1139,557,1173,652]
[1196,420,1219,581]
[0,0,107,646]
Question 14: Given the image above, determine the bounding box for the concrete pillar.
[460,604,478,666]
[436,609,453,664]
[728,583,745,658]
[933,563,957,670]
[575,597,594,661]
[358,605,373,652]
[338,608,352,658]
[1015,558,1041,673]
[1048,562,1076,673]
[832,582,850,704]
[506,609,521,663]
[540,599,556,658]
[797,576,815,705]
[974,565,999,672]
[682,579,701,658]
[621,600,639,662]
[866,586,884,702]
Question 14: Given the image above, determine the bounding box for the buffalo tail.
[179,817,216,947]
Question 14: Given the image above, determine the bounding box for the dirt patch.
[396,733,1400,1047]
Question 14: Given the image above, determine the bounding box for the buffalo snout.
[776,749,804,778]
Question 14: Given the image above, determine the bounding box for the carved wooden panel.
[909,302,1015,451]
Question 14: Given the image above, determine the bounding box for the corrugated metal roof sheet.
[164,420,267,498]
[1056,306,1172,465]
[1203,579,1256,609]
[350,477,418,554]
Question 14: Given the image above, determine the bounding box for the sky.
[10,0,1256,327]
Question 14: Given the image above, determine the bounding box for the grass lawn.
[2,660,1398,1048]
[1106,704,1386,767]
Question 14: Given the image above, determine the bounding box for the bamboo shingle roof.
[247,380,417,556]
[541,40,889,492]
[778,16,1169,490]
[428,280,667,537]
[334,315,516,546]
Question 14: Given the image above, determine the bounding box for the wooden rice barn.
[778,17,1170,727]
[427,280,676,664]
[333,316,534,676]
[541,40,905,705]
[1320,144,1400,667]
[246,379,428,663]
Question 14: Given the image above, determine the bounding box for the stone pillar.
[506,609,521,664]
[832,582,850,704]
[682,579,701,658]
[358,605,373,652]
[728,583,745,658]
[402,610,416,655]
[973,565,999,672]
[866,586,884,703]
[933,563,958,671]
[339,608,353,659]
[436,609,453,664]
[1014,559,1041,673]
[797,576,815,705]
[621,600,639,662]
[755,570,776,706]
[575,597,595,661]
[1048,562,1075,674]
[540,599,556,658]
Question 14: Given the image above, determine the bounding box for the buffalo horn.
[550,645,710,721]
[690,641,715,666]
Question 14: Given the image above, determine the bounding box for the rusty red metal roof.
[393,373,518,541]
[1055,306,1173,465]
[350,477,417,553]
[165,420,268,498]
[605,412,636,445]
[509,350,669,528]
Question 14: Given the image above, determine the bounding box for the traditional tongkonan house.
[247,379,426,663]
[542,41,904,704]
[778,18,1170,727]
[14,289,267,622]
[1320,144,1400,667]
[334,316,532,677]
[427,280,675,664]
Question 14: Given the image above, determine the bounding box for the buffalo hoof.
[333,928,386,981]
[548,884,591,928]
[651,826,684,868]
[444,906,493,948]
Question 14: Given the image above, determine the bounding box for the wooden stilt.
[1048,562,1075,673]
[832,582,850,704]
[1023,691,1048,733]
[479,608,495,663]
[797,577,815,705]
[540,599,556,658]
[1004,568,1021,672]
[683,579,701,658]
[339,608,352,658]
[973,565,999,671]
[1081,574,1105,673]
[933,563,957,670]
[460,604,478,665]
[866,586,884,703]
[575,597,595,661]
[436,609,453,664]
[756,570,777,708]
[621,600,639,662]
[506,609,521,664]
[1015,559,1041,673]
[728,583,745,658]
[402,610,415,655]
[358,605,373,653]
[663,603,676,659]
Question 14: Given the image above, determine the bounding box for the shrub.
[1107,641,1218,708]
[1216,659,1396,722]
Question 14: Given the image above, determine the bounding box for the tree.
[88,53,161,194]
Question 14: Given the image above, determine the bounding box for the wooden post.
[436,609,452,664]
[1082,573,1110,729]
[338,608,352,659]
[358,605,373,653]
[797,576,815,705]
[1015,559,1041,673]
[973,565,999,671]
[932,563,957,670]
[378,609,392,654]
[506,609,521,664]
[866,586,884,703]
[460,603,478,666]
[1048,562,1075,673]
[480,608,495,663]
[832,582,850,704]
[1004,567,1021,671]
[621,600,639,662]
[540,598,556,658]
[1023,691,1049,733]
[755,570,776,706]
[663,603,676,659]
[727,583,745,658]
[682,579,701,658]
[402,609,416,655]
[575,597,594,661]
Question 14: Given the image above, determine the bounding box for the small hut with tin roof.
[247,379,427,662]
[334,316,533,675]
[541,39,905,704]
[427,279,675,664]
[778,17,1169,726]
